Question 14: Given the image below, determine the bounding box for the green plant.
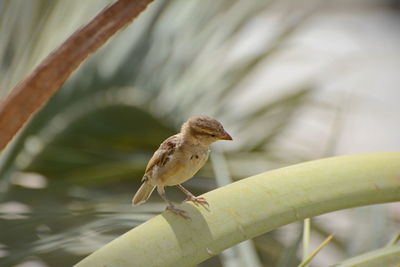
[75,152,400,266]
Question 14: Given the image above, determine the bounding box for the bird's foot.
[185,195,209,208]
[166,205,191,220]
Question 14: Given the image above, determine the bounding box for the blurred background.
[0,0,399,266]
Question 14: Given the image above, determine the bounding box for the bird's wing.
[144,134,180,175]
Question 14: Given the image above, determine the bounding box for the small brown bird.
[132,115,232,218]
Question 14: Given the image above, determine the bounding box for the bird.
[132,115,232,219]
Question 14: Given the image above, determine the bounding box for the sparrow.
[132,115,232,219]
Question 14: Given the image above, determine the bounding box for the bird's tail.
[132,181,156,206]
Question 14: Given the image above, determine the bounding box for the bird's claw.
[166,205,191,220]
[185,195,209,208]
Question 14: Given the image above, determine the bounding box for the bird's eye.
[211,134,216,137]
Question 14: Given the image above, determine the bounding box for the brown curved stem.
[0,0,155,150]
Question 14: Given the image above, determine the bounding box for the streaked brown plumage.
[132,116,232,219]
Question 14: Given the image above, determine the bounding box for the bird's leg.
[177,184,209,208]
[157,185,190,220]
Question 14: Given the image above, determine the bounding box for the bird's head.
[182,115,232,144]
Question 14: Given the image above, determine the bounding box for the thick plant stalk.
[211,149,263,267]
[75,152,400,267]
[0,0,155,150]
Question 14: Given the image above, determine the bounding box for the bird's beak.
[220,130,233,140]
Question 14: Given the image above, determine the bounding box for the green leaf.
[331,245,400,267]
